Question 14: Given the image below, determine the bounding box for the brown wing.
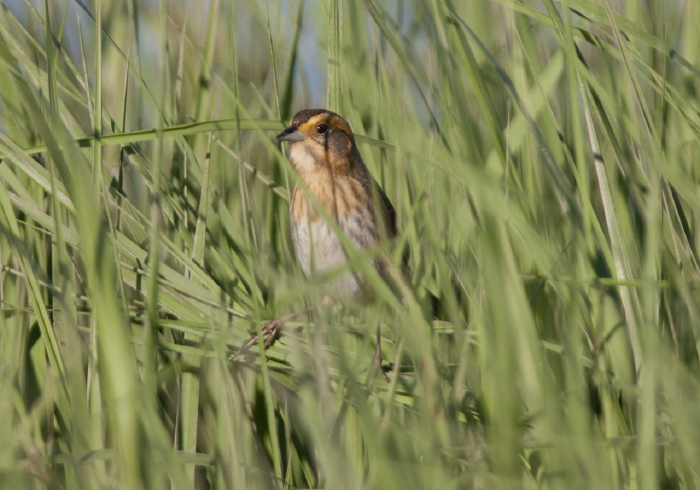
[371,180,397,239]
[371,180,412,278]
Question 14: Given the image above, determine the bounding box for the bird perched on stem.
[242,109,400,376]
[280,109,398,299]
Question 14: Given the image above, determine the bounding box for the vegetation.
[0,0,699,488]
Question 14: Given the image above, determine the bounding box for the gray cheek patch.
[327,131,351,158]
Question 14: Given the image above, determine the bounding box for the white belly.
[291,215,377,300]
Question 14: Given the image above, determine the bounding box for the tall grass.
[0,0,699,488]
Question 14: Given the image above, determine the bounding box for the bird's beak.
[276,126,305,142]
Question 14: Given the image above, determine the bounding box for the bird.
[279,109,398,301]
[241,109,399,376]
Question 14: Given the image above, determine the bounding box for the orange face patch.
[295,114,353,142]
[287,114,355,174]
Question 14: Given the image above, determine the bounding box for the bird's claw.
[261,318,285,349]
[233,307,313,359]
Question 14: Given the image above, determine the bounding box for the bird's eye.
[316,123,328,135]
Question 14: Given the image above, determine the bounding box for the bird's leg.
[234,306,313,357]
[374,324,389,382]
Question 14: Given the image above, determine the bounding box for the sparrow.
[240,109,399,375]
[277,109,397,302]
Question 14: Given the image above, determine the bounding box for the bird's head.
[276,109,360,175]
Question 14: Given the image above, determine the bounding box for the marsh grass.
[1,0,699,488]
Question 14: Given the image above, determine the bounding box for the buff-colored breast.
[290,175,381,300]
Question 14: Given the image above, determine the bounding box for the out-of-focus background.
[1,0,699,488]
